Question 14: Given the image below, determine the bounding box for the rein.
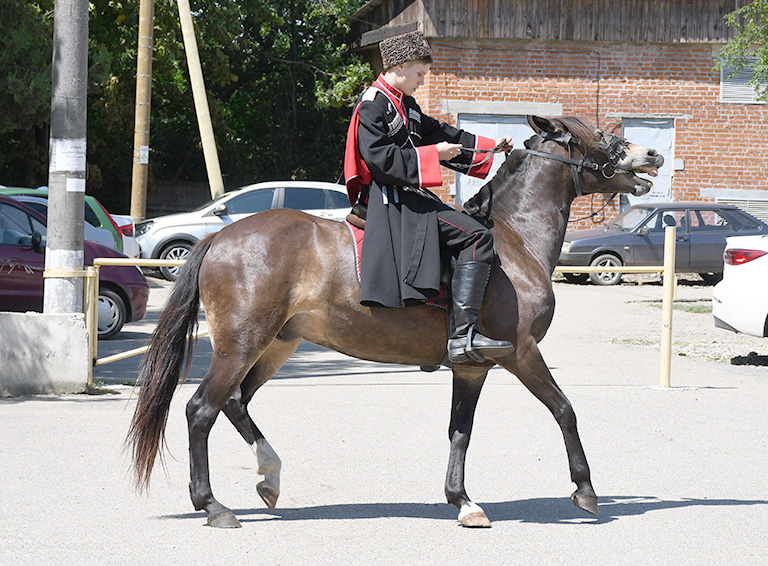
[567,193,618,223]
[461,129,627,222]
[455,141,510,170]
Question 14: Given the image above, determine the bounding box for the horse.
[127,115,663,529]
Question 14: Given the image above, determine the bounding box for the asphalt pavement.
[1,277,766,565]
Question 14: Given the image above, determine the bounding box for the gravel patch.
[553,272,767,366]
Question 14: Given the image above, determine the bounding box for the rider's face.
[388,61,430,96]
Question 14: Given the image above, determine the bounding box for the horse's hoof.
[460,511,492,528]
[571,490,599,517]
[458,503,492,528]
[257,481,279,511]
[207,510,242,528]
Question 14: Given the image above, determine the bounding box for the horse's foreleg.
[220,339,300,512]
[445,366,492,527]
[502,340,598,517]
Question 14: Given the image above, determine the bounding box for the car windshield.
[608,207,653,230]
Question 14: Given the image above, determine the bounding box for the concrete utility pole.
[44,0,88,313]
[177,0,225,199]
[129,0,155,221]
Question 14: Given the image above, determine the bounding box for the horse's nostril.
[648,149,658,157]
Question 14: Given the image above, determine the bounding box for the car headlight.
[561,241,571,254]
[135,221,154,237]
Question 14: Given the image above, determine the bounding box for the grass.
[83,380,121,395]
[648,301,712,314]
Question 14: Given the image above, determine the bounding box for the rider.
[344,30,515,364]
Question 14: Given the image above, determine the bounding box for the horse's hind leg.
[445,364,493,527]
[499,340,598,516]
[187,352,256,528]
[221,339,300,512]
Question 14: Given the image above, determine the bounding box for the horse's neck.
[491,162,574,273]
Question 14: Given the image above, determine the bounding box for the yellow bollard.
[82,266,99,387]
[659,225,677,387]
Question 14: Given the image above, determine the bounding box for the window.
[689,209,730,231]
[0,203,45,246]
[327,190,350,208]
[644,209,686,232]
[720,60,767,104]
[283,188,327,210]
[721,209,761,231]
[84,203,100,227]
[20,202,47,216]
[227,189,275,214]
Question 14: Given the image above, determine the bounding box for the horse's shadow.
[160,495,768,525]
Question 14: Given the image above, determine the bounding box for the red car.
[0,195,149,338]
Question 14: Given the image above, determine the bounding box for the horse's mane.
[463,116,598,222]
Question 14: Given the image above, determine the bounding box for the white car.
[136,181,351,280]
[111,214,141,258]
[712,234,768,338]
[9,194,117,250]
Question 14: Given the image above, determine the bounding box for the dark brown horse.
[127,115,663,528]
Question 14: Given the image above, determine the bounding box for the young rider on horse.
[344,30,515,364]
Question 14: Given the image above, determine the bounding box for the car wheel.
[698,272,723,285]
[563,272,589,284]
[98,287,127,340]
[588,254,623,286]
[159,241,193,281]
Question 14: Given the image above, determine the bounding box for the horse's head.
[525,115,664,197]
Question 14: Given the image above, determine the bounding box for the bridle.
[458,130,633,223]
[522,130,630,198]
[458,130,631,198]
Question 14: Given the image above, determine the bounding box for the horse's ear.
[527,115,562,136]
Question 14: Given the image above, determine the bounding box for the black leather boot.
[447,262,515,364]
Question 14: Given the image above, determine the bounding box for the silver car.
[136,181,351,280]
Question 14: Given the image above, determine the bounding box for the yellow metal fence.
[81,227,679,388]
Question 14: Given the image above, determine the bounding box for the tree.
[717,0,768,100]
[0,0,371,212]
[0,1,54,186]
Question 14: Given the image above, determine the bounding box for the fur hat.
[379,30,432,69]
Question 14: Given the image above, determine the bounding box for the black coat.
[351,81,494,308]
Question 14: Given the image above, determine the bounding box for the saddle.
[345,203,367,230]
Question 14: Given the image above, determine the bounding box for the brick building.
[350,0,768,227]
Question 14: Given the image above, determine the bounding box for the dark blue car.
[558,202,768,285]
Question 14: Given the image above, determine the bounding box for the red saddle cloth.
[344,221,448,309]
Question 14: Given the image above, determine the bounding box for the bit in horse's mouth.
[633,165,659,177]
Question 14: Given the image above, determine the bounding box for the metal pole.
[45,0,88,313]
[176,0,225,199]
[129,0,155,222]
[659,225,677,387]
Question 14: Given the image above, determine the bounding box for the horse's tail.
[126,234,216,492]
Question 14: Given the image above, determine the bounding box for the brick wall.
[413,38,767,228]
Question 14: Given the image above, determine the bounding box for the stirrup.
[448,325,486,364]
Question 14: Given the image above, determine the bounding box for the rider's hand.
[496,136,514,154]
[436,142,463,161]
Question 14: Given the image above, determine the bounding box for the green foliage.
[717,0,768,100]
[0,0,371,212]
[0,1,54,186]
